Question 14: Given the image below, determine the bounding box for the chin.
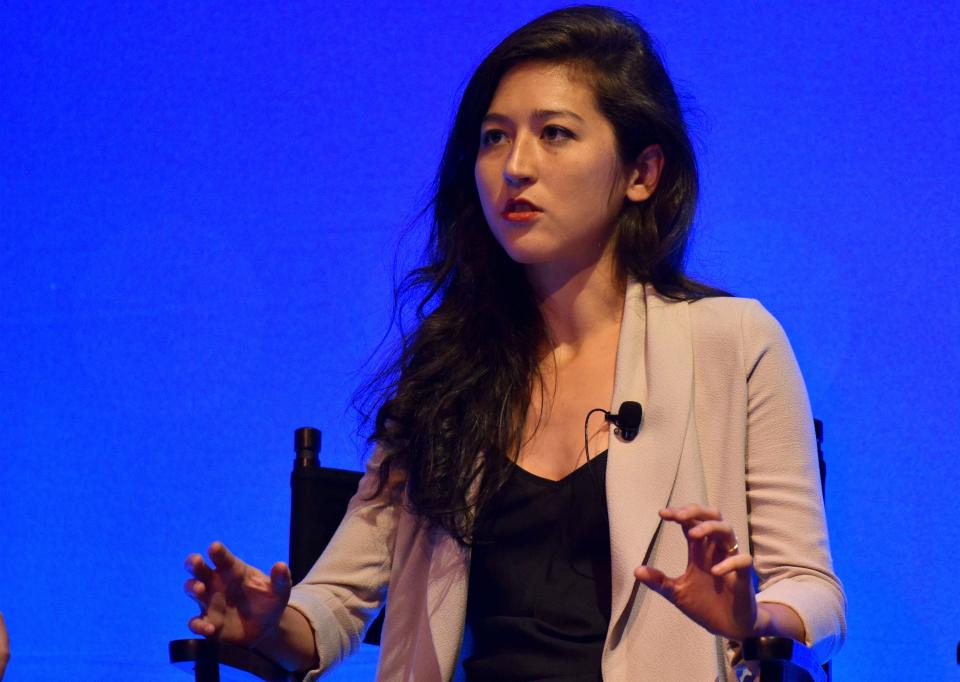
[497,243,555,267]
[491,229,549,264]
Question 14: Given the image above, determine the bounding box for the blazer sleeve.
[286,447,403,679]
[739,300,847,662]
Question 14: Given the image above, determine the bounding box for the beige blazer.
[288,281,846,681]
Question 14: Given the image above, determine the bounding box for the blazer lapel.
[424,530,470,680]
[606,282,693,628]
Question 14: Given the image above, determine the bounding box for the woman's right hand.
[184,541,292,647]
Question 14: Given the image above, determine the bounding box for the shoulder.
[652,294,787,345]
[687,296,785,338]
[654,294,795,377]
[631,284,796,370]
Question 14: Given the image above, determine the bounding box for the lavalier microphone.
[580,400,644,502]
[604,400,643,442]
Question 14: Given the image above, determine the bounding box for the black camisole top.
[464,451,611,682]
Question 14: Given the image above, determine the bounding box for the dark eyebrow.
[481,108,586,125]
[533,108,585,122]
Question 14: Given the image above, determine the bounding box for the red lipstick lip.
[501,198,543,221]
[503,198,542,212]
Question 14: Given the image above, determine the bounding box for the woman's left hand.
[633,504,758,641]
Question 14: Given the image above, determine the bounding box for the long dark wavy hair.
[361,5,725,544]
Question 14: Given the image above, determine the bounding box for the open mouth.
[502,198,542,222]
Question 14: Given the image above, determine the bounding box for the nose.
[503,133,536,187]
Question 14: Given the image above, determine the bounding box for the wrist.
[250,615,283,651]
[750,603,773,638]
[750,602,807,643]
[253,605,319,673]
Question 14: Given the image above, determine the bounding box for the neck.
[526,250,626,355]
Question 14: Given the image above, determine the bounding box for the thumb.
[634,564,674,600]
[270,562,293,598]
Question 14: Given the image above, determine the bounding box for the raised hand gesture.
[633,504,759,641]
[184,541,292,647]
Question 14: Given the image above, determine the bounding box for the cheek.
[474,163,491,205]
[474,161,501,220]
[554,164,616,217]
[580,156,627,211]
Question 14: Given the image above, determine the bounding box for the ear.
[624,144,664,202]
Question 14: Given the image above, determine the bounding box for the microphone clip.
[605,401,643,442]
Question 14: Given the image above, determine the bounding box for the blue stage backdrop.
[2,2,958,680]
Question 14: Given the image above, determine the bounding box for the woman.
[184,6,846,680]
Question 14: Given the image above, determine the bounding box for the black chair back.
[290,427,383,644]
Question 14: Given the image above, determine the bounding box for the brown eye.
[481,129,507,147]
[542,125,574,142]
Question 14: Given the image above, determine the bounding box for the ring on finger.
[725,539,739,554]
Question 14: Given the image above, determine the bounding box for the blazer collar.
[606,281,694,622]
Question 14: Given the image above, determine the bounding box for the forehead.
[487,61,600,116]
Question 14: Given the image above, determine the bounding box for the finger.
[270,562,292,597]
[660,504,721,523]
[710,553,754,577]
[686,519,735,541]
[634,565,675,600]
[184,578,209,608]
[658,508,694,541]
[208,541,245,580]
[659,506,722,545]
[686,520,739,567]
[188,616,216,637]
[185,553,214,582]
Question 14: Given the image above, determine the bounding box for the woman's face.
[474,61,642,277]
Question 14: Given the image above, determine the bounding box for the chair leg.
[191,642,221,682]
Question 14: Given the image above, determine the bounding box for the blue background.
[2,2,958,680]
